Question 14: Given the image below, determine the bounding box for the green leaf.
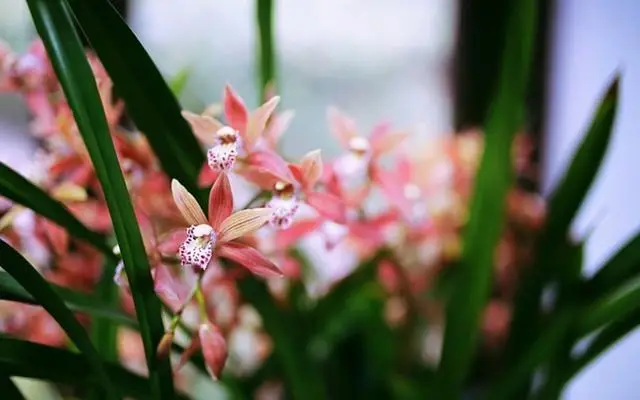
[585,230,640,301]
[0,371,25,399]
[438,0,537,389]
[487,309,574,400]
[0,240,117,398]
[0,162,112,257]
[66,0,204,194]
[507,76,620,374]
[90,261,120,362]
[256,0,276,99]
[578,278,640,336]
[0,337,179,399]
[238,277,326,400]
[0,270,137,328]
[26,0,174,397]
[169,67,190,98]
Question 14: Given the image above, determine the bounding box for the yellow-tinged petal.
[202,103,223,118]
[51,182,88,202]
[171,179,208,226]
[300,149,323,187]
[218,208,273,243]
[0,206,24,232]
[181,110,224,146]
[246,96,280,145]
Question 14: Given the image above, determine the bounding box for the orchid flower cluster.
[0,39,545,388]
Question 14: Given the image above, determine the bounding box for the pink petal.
[208,173,234,231]
[299,149,323,189]
[327,106,357,149]
[372,166,412,212]
[264,109,295,149]
[40,218,69,256]
[198,164,220,187]
[246,96,280,146]
[223,84,248,136]
[171,179,208,226]
[199,323,228,380]
[218,242,282,278]
[246,150,293,182]
[306,191,348,224]
[157,229,187,256]
[275,218,323,248]
[370,125,409,158]
[153,264,188,312]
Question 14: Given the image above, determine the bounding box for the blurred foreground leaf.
[0,240,116,398]
[26,0,174,397]
[0,162,112,257]
[439,0,537,390]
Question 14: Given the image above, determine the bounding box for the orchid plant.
[0,1,633,399]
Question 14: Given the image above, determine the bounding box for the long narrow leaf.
[66,0,204,194]
[0,240,117,398]
[90,261,120,362]
[0,162,112,257]
[438,0,537,389]
[256,0,276,99]
[0,270,136,328]
[0,336,173,399]
[26,0,175,397]
[507,77,620,369]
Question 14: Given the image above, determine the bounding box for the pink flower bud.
[199,323,228,380]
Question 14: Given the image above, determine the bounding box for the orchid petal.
[246,96,280,146]
[153,264,188,312]
[176,330,201,371]
[223,84,248,135]
[218,242,282,277]
[218,208,273,243]
[181,110,223,146]
[370,128,409,158]
[171,179,208,225]
[199,323,228,380]
[198,164,219,187]
[157,229,187,256]
[306,191,348,224]
[300,149,323,188]
[41,218,69,256]
[327,106,357,149]
[275,218,322,248]
[264,109,295,148]
[208,172,233,231]
[51,182,88,203]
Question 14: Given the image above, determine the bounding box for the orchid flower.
[325,106,408,207]
[171,173,281,277]
[181,84,286,187]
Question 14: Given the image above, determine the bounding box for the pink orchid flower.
[181,84,285,187]
[171,173,281,277]
[324,106,408,208]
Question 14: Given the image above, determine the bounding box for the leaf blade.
[0,239,117,398]
[26,0,174,396]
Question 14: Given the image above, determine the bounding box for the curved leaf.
[0,162,112,257]
[0,371,25,399]
[66,0,204,194]
[0,240,116,398]
[0,337,169,399]
[0,270,137,328]
[438,0,538,389]
[26,0,174,397]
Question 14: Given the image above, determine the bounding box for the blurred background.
[0,0,638,398]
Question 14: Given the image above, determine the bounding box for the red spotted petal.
[306,191,348,224]
[218,242,282,278]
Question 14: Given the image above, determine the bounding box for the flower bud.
[199,323,228,380]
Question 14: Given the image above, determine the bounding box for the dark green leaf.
[507,76,620,373]
[0,240,116,398]
[585,230,640,301]
[0,371,25,400]
[578,280,640,336]
[438,0,537,389]
[0,162,112,257]
[0,336,177,399]
[90,261,120,363]
[0,270,136,328]
[26,0,174,397]
[66,0,204,194]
